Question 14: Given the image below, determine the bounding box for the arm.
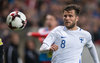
[40,43,58,52]
[39,31,58,52]
[27,32,48,37]
[85,33,99,63]
[40,43,50,52]
[88,43,99,63]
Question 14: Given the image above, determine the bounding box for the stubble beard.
[65,22,76,29]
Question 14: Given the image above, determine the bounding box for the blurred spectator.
[42,14,58,31]
[24,39,40,63]
[0,38,3,63]
[38,14,58,38]
[5,32,22,63]
[39,14,58,63]
[27,14,58,63]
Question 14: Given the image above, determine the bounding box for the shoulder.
[80,28,91,38]
[52,26,64,31]
[81,29,91,35]
[50,26,64,33]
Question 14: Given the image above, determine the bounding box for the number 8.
[61,40,66,48]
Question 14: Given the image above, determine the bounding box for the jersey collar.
[63,26,80,31]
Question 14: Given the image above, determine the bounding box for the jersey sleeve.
[85,32,93,48]
[85,33,100,63]
[40,30,57,51]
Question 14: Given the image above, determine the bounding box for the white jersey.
[41,26,94,63]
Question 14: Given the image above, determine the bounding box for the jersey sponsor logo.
[79,37,84,43]
[0,38,3,46]
[61,36,66,38]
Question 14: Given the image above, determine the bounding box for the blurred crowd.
[0,0,100,63]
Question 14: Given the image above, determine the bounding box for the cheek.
[71,17,77,22]
[63,17,65,20]
[71,17,75,20]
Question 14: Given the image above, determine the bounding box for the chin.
[65,25,74,29]
[65,25,71,28]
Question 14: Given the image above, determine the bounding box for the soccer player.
[40,4,100,63]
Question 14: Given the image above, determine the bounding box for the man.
[38,14,58,43]
[38,14,58,63]
[40,4,99,63]
[25,39,40,63]
[0,38,3,63]
[5,32,21,63]
[28,14,58,63]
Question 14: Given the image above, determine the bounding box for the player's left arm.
[85,33,99,63]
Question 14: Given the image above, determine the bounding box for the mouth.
[65,21,71,24]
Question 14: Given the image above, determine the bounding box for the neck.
[67,25,78,30]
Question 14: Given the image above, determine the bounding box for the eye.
[69,15,73,17]
[64,15,67,17]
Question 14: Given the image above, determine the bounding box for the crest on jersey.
[79,37,84,43]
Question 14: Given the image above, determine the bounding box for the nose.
[65,16,70,20]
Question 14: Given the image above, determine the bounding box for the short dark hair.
[63,4,81,15]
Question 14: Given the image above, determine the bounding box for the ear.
[76,16,79,22]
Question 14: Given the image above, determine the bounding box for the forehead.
[63,10,76,15]
[46,15,54,19]
[46,15,56,21]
